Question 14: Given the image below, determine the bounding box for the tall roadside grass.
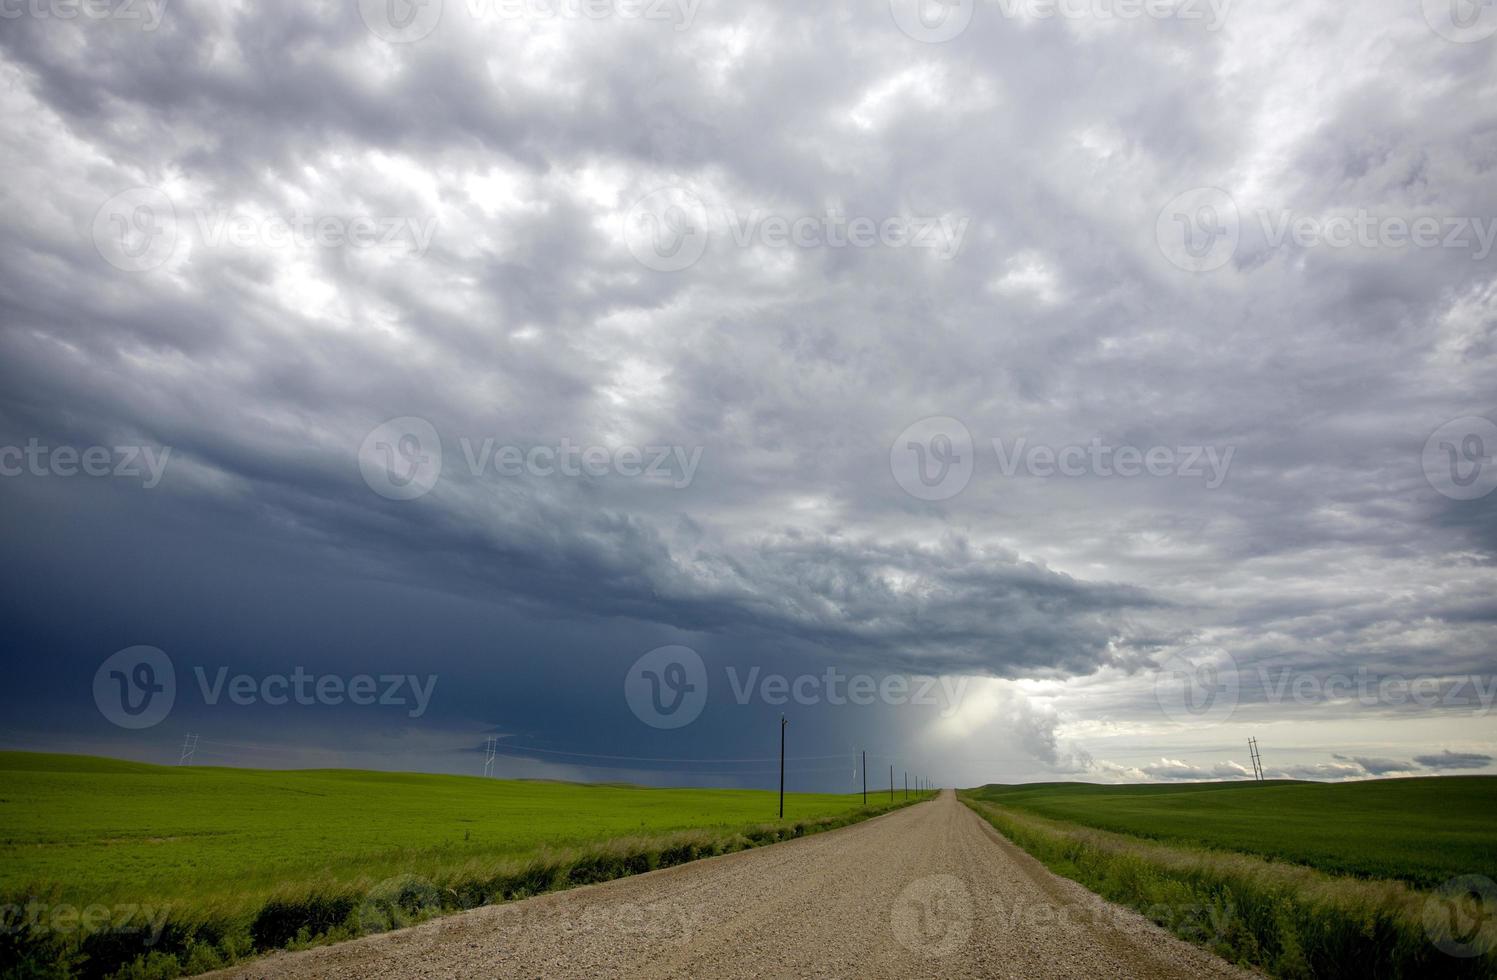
[960,796,1496,979]
[2,797,925,980]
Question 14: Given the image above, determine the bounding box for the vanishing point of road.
[219,791,1251,979]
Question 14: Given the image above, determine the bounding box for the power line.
[177,733,198,766]
[488,741,849,765]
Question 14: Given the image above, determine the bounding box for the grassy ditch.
[1,752,931,978]
[960,794,1496,979]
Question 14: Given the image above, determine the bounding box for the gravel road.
[216,791,1252,979]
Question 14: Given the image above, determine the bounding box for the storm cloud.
[0,0,1494,786]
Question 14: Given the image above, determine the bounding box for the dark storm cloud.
[1,0,1495,779]
[1414,750,1495,770]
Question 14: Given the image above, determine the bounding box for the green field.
[961,778,1497,979]
[964,778,1497,887]
[0,752,923,978]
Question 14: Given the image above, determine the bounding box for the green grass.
[0,752,928,978]
[960,779,1497,979]
[964,778,1497,888]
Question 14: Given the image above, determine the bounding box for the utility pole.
[178,733,198,766]
[483,736,497,778]
[862,750,867,805]
[904,770,908,800]
[779,715,788,819]
[890,764,894,802]
[1248,738,1265,781]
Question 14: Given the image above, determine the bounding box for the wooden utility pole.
[889,764,894,801]
[861,750,867,805]
[904,771,908,800]
[779,715,788,818]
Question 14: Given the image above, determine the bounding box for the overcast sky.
[1,0,1494,791]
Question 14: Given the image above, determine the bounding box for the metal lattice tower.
[483,736,497,778]
[178,733,199,766]
[1248,738,1265,781]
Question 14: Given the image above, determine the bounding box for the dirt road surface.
[217,791,1251,979]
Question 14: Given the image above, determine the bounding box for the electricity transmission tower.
[178,733,198,766]
[1248,738,1265,781]
[483,736,497,778]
